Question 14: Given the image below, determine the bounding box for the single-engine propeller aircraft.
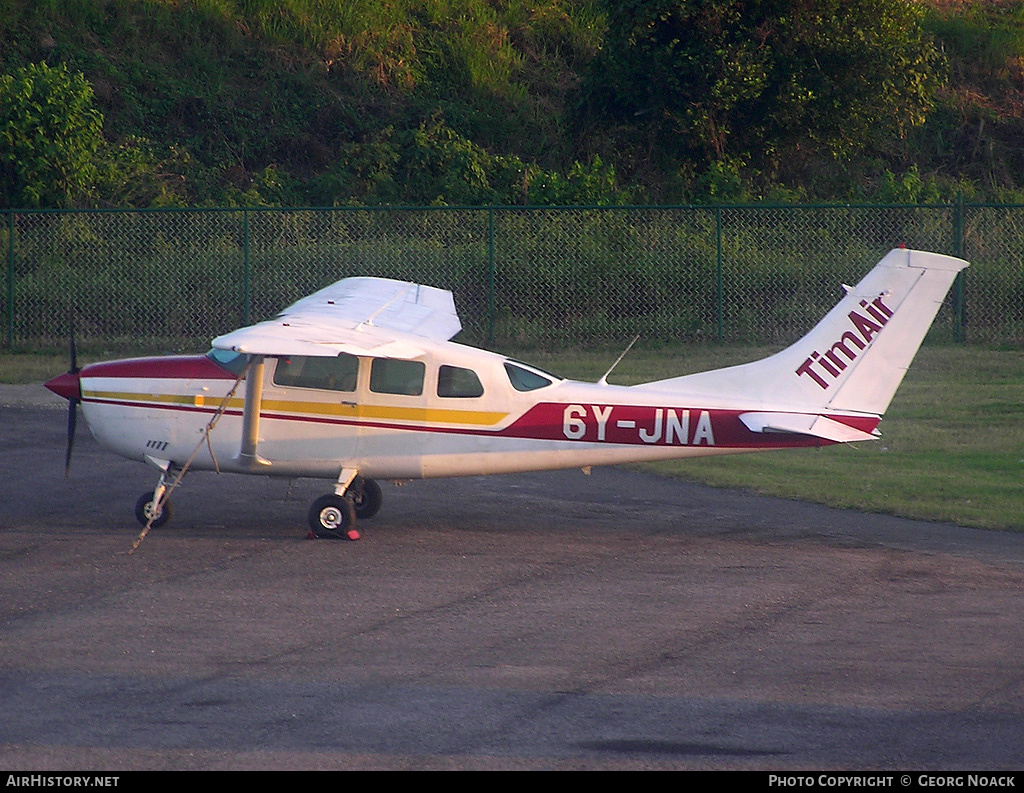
[45,248,967,541]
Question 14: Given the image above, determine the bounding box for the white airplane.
[45,247,967,541]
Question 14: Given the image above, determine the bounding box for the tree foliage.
[0,61,105,207]
[3,1,1024,206]
[325,114,630,206]
[579,0,944,188]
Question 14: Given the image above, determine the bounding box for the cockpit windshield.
[206,348,248,376]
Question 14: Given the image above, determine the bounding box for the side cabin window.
[437,365,484,398]
[370,358,425,396]
[274,354,359,392]
[504,361,556,392]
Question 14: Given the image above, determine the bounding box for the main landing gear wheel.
[352,478,383,520]
[308,494,358,540]
[135,492,172,529]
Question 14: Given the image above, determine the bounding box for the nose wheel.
[135,491,172,529]
[134,462,179,530]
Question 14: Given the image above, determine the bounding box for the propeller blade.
[64,308,80,478]
[64,398,79,479]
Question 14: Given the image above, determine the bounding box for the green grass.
[1,353,90,384]
[4,344,1022,531]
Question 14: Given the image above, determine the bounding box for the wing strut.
[238,355,271,470]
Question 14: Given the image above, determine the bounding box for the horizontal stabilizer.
[739,412,879,443]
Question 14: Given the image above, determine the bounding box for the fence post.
[243,208,251,325]
[6,211,13,349]
[952,193,965,343]
[715,205,723,343]
[487,207,495,347]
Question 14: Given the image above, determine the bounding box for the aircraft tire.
[135,492,172,529]
[308,494,357,539]
[352,478,383,520]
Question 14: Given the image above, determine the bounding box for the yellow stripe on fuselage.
[83,390,216,408]
[262,398,507,426]
[82,389,508,427]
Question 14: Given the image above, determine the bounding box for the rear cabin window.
[437,365,484,398]
[274,354,358,392]
[370,358,425,396]
[504,362,554,392]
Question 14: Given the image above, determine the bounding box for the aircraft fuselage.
[70,344,873,482]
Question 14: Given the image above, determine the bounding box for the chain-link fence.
[2,203,1021,352]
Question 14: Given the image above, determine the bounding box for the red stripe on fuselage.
[499,402,879,448]
[504,403,771,448]
[81,355,238,380]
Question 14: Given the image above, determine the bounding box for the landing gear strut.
[131,462,384,541]
[134,461,179,529]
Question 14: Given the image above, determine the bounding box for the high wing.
[212,277,461,359]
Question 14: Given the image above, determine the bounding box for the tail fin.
[639,248,968,418]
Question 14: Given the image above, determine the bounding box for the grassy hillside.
[3,0,1024,207]
[914,1,1024,201]
[0,0,607,206]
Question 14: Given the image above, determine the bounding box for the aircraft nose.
[45,371,81,401]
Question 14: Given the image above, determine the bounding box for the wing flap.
[739,412,879,443]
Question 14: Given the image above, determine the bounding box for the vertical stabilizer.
[638,249,968,416]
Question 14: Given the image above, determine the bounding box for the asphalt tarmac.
[2,385,1023,770]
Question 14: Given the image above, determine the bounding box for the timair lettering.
[795,296,892,390]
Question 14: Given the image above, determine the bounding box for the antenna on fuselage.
[598,335,640,385]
